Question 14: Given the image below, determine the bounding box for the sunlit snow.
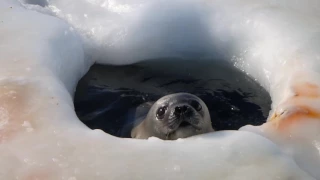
[0,0,320,179]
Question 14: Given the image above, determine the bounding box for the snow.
[0,0,320,179]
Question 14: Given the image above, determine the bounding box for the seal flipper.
[119,101,154,138]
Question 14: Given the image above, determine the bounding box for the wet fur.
[130,93,214,140]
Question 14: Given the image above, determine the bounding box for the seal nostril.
[182,105,188,113]
[175,106,182,114]
[175,106,188,115]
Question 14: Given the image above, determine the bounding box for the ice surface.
[1,0,320,179]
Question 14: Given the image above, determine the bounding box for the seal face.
[131,93,214,140]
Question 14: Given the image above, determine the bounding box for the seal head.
[131,93,214,140]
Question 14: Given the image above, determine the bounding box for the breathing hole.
[74,58,271,137]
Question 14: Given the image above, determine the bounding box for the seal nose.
[174,105,188,115]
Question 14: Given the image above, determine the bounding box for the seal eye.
[190,100,202,111]
[156,106,167,119]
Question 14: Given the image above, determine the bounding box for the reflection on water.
[74,59,271,137]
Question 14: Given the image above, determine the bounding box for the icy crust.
[1,0,320,179]
[3,130,314,180]
[0,0,88,93]
[22,0,235,64]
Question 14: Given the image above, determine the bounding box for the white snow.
[1,0,320,179]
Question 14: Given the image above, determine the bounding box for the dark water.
[74,59,271,137]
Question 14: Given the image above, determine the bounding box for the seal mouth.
[179,121,190,127]
[165,120,202,140]
[178,120,201,130]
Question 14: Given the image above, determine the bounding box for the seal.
[121,93,214,140]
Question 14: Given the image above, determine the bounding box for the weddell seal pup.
[120,93,214,140]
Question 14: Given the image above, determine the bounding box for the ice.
[1,0,320,179]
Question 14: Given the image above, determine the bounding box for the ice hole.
[74,58,271,138]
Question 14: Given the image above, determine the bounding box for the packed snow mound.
[0,0,319,179]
